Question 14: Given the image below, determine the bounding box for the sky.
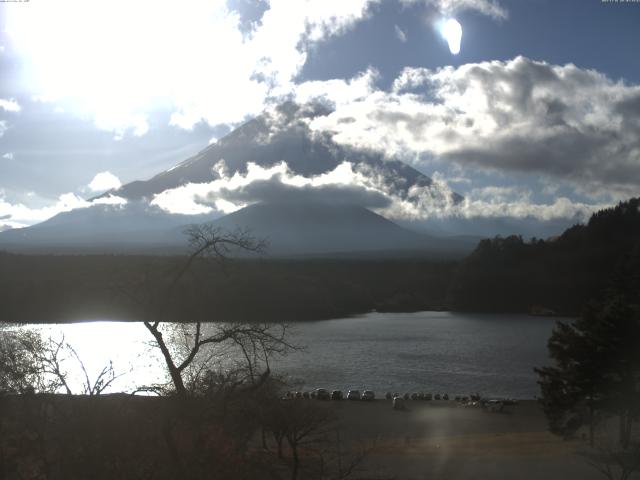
[0,0,639,230]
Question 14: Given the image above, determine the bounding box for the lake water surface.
[17,311,562,399]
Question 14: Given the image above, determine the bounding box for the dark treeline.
[0,255,455,323]
[449,198,640,314]
[2,197,639,322]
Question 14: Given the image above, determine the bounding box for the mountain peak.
[107,102,462,219]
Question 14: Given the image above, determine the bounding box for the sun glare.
[3,0,266,135]
[440,18,462,55]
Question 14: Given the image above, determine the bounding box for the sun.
[440,18,463,55]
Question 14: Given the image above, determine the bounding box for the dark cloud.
[210,176,391,209]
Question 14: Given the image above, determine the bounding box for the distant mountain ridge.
[0,201,478,257]
[0,102,475,257]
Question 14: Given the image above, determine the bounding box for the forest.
[0,197,638,323]
[449,198,640,314]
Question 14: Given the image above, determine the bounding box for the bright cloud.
[410,0,507,19]
[88,171,122,192]
[4,0,509,138]
[148,157,600,222]
[294,68,378,108]
[303,56,640,199]
[0,192,127,229]
[0,193,87,228]
[5,0,376,137]
[2,153,14,160]
[0,98,21,113]
[0,121,7,138]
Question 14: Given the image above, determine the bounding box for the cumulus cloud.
[151,160,390,215]
[88,171,122,192]
[303,56,640,199]
[5,0,377,137]
[151,159,441,215]
[294,68,378,108]
[2,153,14,160]
[0,98,21,113]
[0,192,127,229]
[148,156,598,222]
[400,0,507,19]
[429,0,507,19]
[5,0,509,138]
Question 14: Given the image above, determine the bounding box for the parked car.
[392,395,405,410]
[295,391,302,399]
[331,390,344,401]
[303,391,310,399]
[424,393,433,401]
[385,392,393,400]
[443,393,450,400]
[347,390,360,400]
[410,393,418,400]
[434,393,441,400]
[315,388,330,400]
[361,390,375,401]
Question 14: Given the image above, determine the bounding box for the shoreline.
[1,308,568,325]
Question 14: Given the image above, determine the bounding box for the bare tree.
[266,398,335,480]
[136,225,294,397]
[0,328,124,396]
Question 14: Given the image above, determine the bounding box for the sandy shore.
[323,399,601,480]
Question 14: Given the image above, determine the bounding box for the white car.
[347,390,360,400]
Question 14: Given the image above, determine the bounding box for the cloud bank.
[0,192,127,230]
[0,98,21,113]
[149,158,601,223]
[5,0,507,138]
[302,56,640,200]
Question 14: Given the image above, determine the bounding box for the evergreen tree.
[536,295,640,448]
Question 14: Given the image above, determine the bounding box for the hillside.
[448,198,640,314]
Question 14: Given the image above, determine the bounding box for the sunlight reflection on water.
[16,311,561,398]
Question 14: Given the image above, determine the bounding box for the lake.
[14,311,562,399]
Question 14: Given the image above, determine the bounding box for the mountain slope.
[209,202,475,257]
[106,102,462,208]
[0,204,208,253]
[211,202,424,255]
[1,102,470,256]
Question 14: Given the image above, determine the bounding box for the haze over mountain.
[0,202,210,254]
[209,202,477,257]
[0,102,485,256]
